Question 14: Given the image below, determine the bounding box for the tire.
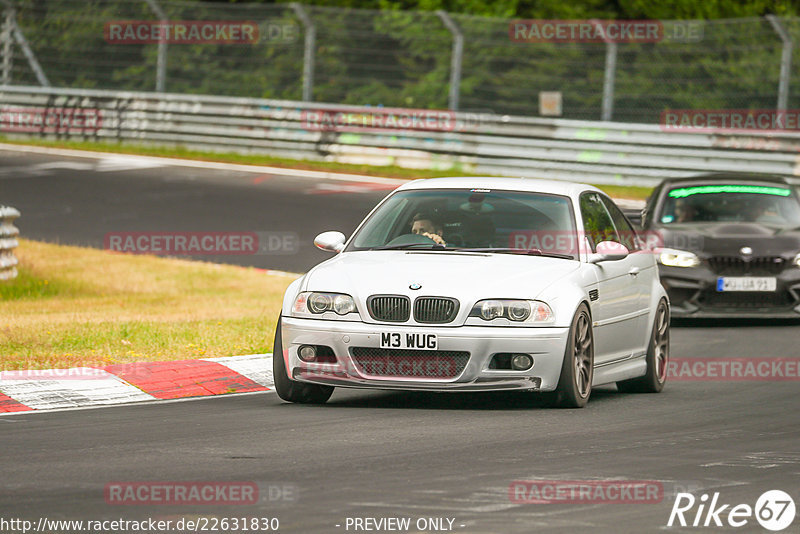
[272,317,334,404]
[616,299,669,394]
[548,303,594,408]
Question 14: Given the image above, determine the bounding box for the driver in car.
[674,198,697,223]
[411,212,446,246]
[741,198,770,223]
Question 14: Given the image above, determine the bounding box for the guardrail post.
[144,0,167,92]
[291,3,315,102]
[766,15,792,112]
[1,6,12,85]
[0,205,20,281]
[436,10,463,111]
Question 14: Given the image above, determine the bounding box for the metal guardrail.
[0,204,19,280]
[2,85,800,187]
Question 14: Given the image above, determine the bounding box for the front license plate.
[380,332,438,350]
[716,277,777,292]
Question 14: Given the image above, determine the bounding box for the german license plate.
[716,277,777,292]
[379,332,438,350]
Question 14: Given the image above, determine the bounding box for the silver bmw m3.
[273,177,669,408]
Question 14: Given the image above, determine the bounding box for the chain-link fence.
[2,0,800,124]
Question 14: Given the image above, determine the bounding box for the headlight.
[469,299,554,325]
[480,300,504,320]
[293,292,358,319]
[656,248,701,268]
[794,253,800,267]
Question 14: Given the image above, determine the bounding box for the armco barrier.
[0,205,19,281]
[2,85,800,186]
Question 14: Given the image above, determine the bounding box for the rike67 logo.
[668,490,796,531]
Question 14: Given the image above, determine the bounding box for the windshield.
[658,184,800,227]
[347,188,579,259]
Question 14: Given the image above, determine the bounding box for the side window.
[600,195,640,252]
[643,185,661,227]
[579,192,619,252]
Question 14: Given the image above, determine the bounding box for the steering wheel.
[385,233,438,247]
[446,233,464,246]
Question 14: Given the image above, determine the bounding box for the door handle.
[628,267,640,276]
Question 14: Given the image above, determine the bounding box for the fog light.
[511,354,533,371]
[298,345,317,362]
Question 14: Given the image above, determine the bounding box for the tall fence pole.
[291,3,315,102]
[1,6,12,85]
[601,42,617,121]
[766,15,792,112]
[592,19,617,122]
[0,0,48,86]
[144,0,167,92]
[436,10,463,111]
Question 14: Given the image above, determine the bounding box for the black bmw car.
[637,173,800,318]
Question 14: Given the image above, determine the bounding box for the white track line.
[0,142,406,185]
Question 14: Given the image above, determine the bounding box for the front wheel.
[617,299,669,393]
[548,303,594,408]
[272,317,334,404]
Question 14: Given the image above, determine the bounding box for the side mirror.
[314,231,346,253]
[588,241,629,263]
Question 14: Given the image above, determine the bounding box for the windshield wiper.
[373,243,447,251]
[454,247,575,259]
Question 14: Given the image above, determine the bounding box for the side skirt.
[592,352,647,386]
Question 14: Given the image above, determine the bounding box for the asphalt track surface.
[2,147,800,533]
[1,148,392,273]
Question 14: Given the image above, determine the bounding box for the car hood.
[303,250,581,301]
[655,222,800,257]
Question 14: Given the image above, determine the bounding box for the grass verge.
[0,136,653,200]
[0,239,294,370]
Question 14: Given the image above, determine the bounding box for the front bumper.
[659,264,800,318]
[279,316,570,392]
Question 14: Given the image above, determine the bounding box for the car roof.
[659,173,792,188]
[395,176,601,198]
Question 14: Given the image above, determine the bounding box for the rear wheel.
[617,299,669,393]
[272,317,334,404]
[548,304,593,408]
